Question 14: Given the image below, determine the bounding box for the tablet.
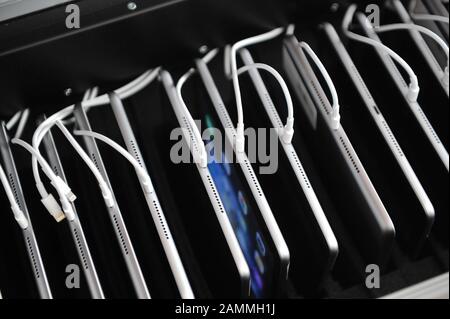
[349,14,449,247]
[228,50,339,293]
[40,118,105,299]
[391,0,448,96]
[160,70,251,298]
[194,59,290,297]
[0,123,52,299]
[322,22,435,255]
[283,35,396,266]
[73,105,151,299]
[355,13,449,171]
[108,93,194,299]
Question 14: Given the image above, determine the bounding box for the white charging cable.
[343,4,420,103]
[0,163,29,229]
[374,23,449,86]
[236,60,295,143]
[175,49,222,168]
[12,138,75,222]
[226,27,286,153]
[29,69,160,218]
[176,69,208,168]
[73,130,154,194]
[54,121,115,208]
[298,42,341,130]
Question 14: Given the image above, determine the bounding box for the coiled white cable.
[343,4,420,103]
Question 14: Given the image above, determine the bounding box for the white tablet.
[108,93,194,299]
[160,70,251,297]
[41,121,105,299]
[356,13,449,171]
[0,123,53,299]
[73,106,151,299]
[283,35,396,265]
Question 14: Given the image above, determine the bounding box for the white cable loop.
[227,27,286,153]
[73,130,154,194]
[175,49,222,168]
[236,61,295,143]
[374,23,449,85]
[299,42,341,130]
[30,68,160,212]
[343,4,420,103]
[11,138,75,221]
[176,69,208,168]
[54,121,115,208]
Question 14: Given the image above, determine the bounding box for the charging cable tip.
[200,152,208,168]
[193,150,208,168]
[99,183,115,208]
[407,83,420,103]
[137,171,154,194]
[52,176,77,202]
[61,198,76,222]
[12,205,29,230]
[331,111,341,130]
[41,194,66,223]
[281,118,295,144]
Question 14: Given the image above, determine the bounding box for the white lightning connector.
[99,182,114,208]
[11,138,77,222]
[60,196,76,222]
[55,121,116,209]
[226,27,286,153]
[51,175,76,202]
[11,204,29,230]
[41,194,65,222]
[236,55,295,144]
